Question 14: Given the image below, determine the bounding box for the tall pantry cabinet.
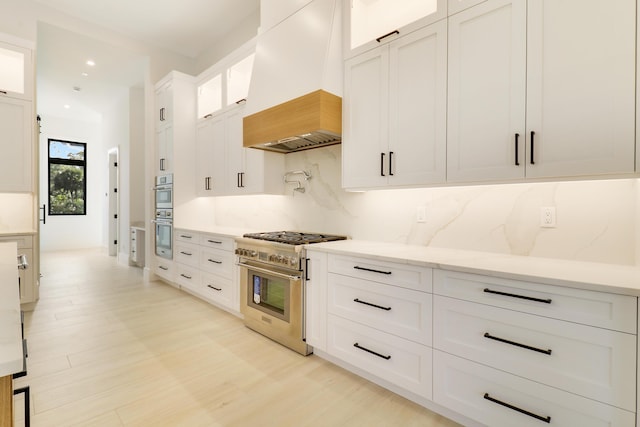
[447,0,636,183]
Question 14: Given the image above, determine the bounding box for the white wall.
[182,145,638,266]
[38,114,106,251]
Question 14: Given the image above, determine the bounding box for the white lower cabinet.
[154,256,174,283]
[169,229,239,314]
[327,315,432,399]
[433,350,635,427]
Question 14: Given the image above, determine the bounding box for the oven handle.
[236,262,302,281]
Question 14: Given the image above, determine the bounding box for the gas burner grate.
[243,231,347,245]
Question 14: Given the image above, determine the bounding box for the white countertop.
[306,240,640,296]
[174,225,255,239]
[0,241,23,377]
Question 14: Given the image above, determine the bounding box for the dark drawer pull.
[376,30,399,43]
[13,386,30,427]
[354,266,392,275]
[180,235,193,239]
[484,332,552,355]
[180,251,192,256]
[353,342,391,360]
[180,274,192,280]
[484,393,551,423]
[208,258,222,264]
[483,288,552,304]
[159,266,169,271]
[207,285,222,291]
[354,298,391,311]
[207,239,222,244]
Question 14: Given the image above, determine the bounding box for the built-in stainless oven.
[154,209,173,259]
[155,174,173,209]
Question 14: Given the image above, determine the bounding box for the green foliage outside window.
[48,139,87,216]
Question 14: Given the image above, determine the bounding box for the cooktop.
[242,231,347,245]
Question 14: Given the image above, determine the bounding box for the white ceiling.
[35,0,260,121]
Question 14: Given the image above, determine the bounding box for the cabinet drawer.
[434,270,637,333]
[199,247,234,279]
[199,233,234,251]
[328,273,432,345]
[328,254,432,291]
[433,350,635,427]
[175,264,201,293]
[327,315,432,399]
[0,235,33,249]
[174,242,200,267]
[175,230,198,243]
[200,273,233,308]
[434,295,636,410]
[155,257,174,282]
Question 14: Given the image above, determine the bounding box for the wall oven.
[154,174,173,259]
[154,174,173,209]
[236,232,347,355]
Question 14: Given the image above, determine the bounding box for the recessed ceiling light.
[86,60,95,67]
[81,72,88,77]
[64,104,71,109]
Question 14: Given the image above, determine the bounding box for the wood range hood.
[243,0,342,154]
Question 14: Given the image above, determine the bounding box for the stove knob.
[289,257,298,267]
[268,254,276,262]
[250,250,257,257]
[234,248,241,255]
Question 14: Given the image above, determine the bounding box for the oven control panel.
[235,247,300,269]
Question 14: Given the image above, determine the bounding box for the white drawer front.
[199,247,234,279]
[328,254,432,291]
[175,242,200,267]
[327,315,432,399]
[174,230,198,244]
[328,273,432,345]
[434,270,637,333]
[175,264,201,293]
[433,351,635,427]
[200,272,233,308]
[155,257,174,282]
[434,296,636,411]
[199,233,234,251]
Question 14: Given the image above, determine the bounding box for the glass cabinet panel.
[226,53,255,106]
[197,73,222,118]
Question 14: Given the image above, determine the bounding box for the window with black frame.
[48,139,87,216]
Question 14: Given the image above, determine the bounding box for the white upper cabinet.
[0,40,33,100]
[448,0,488,16]
[197,50,255,119]
[524,0,636,179]
[0,97,33,192]
[343,21,447,190]
[344,0,446,58]
[447,0,636,183]
[447,0,526,183]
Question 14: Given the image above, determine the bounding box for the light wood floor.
[14,249,462,426]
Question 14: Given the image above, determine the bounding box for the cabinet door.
[155,82,172,129]
[447,0,526,183]
[388,22,447,186]
[195,120,216,196]
[343,47,389,190]
[209,115,227,195]
[0,98,32,192]
[225,106,248,195]
[525,0,635,178]
[155,124,173,175]
[0,41,33,101]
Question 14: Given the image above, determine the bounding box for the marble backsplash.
[177,145,638,266]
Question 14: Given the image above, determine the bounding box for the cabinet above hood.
[243,0,342,153]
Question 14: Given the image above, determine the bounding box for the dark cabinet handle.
[180,274,192,279]
[354,343,391,360]
[484,393,551,423]
[235,98,247,104]
[354,265,392,275]
[159,266,168,271]
[13,386,30,427]
[354,298,391,311]
[389,151,394,176]
[207,240,222,244]
[376,30,399,43]
[305,258,310,281]
[0,90,7,95]
[40,204,46,224]
[204,113,213,119]
[380,153,385,176]
[514,133,520,166]
[530,131,535,164]
[160,158,165,171]
[208,258,222,264]
[180,235,192,239]
[180,251,192,256]
[483,288,552,304]
[207,285,222,291]
[484,332,552,355]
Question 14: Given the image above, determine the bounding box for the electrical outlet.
[540,207,556,228]
[416,206,427,223]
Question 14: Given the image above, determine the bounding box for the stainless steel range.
[235,231,347,355]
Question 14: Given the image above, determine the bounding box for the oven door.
[155,185,173,209]
[155,220,172,259]
[238,261,310,354]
